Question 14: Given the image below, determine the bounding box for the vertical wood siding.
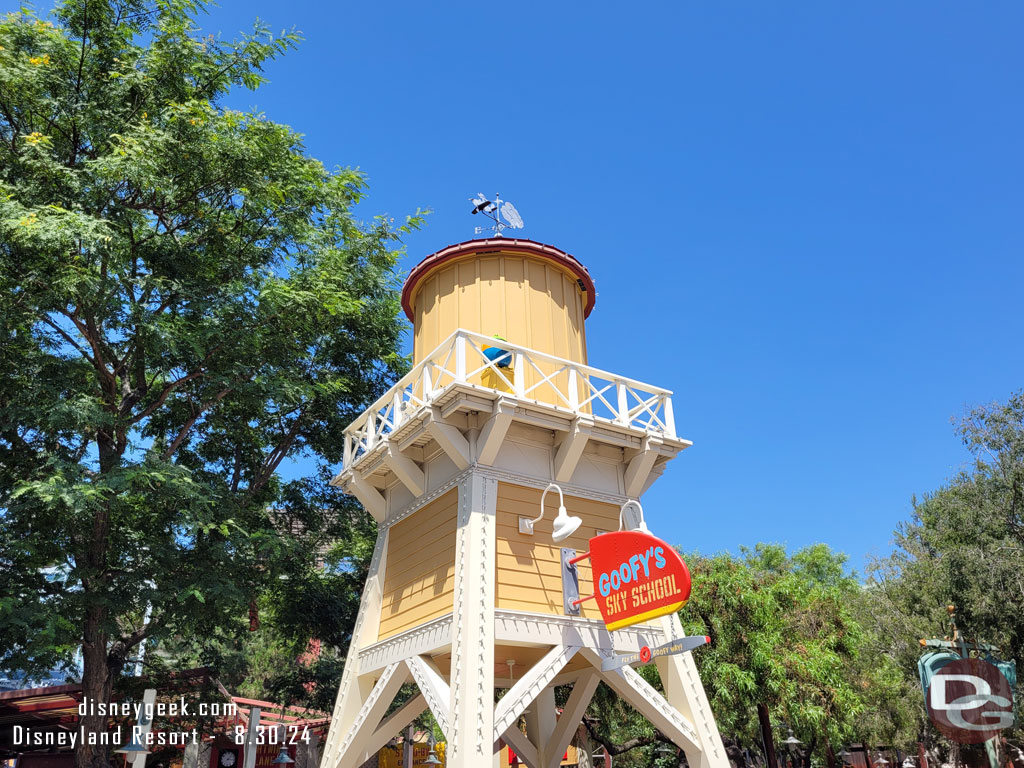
[412,253,588,371]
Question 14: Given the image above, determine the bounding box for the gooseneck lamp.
[618,499,651,534]
[522,483,582,543]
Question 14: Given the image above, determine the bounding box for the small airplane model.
[469,192,524,237]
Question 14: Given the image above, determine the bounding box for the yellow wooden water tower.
[321,236,728,768]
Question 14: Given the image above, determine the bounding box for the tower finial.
[469,192,525,237]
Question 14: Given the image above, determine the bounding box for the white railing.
[342,329,676,471]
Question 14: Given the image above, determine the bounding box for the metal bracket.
[561,548,581,616]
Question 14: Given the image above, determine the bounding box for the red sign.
[588,531,691,631]
[926,657,1014,743]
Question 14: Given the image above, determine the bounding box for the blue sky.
[65,1,1024,570]
[184,0,1024,572]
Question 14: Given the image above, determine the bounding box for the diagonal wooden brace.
[492,645,580,743]
[337,662,409,768]
[544,670,600,768]
[501,724,540,768]
[405,655,453,739]
[365,695,426,760]
[581,648,700,753]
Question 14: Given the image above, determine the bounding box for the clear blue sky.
[191,0,1024,572]
[51,0,1024,570]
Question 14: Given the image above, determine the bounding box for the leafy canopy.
[0,0,420,729]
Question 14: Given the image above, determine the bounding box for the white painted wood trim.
[492,645,580,741]
[383,446,425,497]
[501,726,539,768]
[477,404,515,466]
[322,527,390,768]
[405,655,453,739]
[545,671,600,768]
[426,413,472,470]
[348,471,386,523]
[553,419,592,483]
[358,614,453,674]
[336,662,410,768]
[448,474,498,767]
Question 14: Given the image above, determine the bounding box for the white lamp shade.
[551,506,582,543]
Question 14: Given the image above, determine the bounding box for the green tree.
[579,544,879,768]
[680,544,869,768]
[867,392,1024,747]
[0,4,422,768]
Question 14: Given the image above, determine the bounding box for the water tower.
[320,224,727,768]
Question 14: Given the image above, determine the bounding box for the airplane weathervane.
[469,192,524,237]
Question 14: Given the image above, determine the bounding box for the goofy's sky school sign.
[581,530,692,631]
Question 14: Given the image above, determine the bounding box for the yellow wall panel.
[378,489,458,640]
[494,482,619,620]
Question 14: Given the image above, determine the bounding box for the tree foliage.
[680,544,872,765]
[867,392,1024,747]
[0,2,421,766]
[581,544,882,768]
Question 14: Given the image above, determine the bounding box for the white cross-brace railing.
[342,329,676,471]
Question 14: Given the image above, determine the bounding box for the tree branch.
[161,387,231,460]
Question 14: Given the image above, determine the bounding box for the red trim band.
[401,238,597,322]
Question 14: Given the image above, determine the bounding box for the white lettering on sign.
[930,674,1013,731]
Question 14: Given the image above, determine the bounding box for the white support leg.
[448,473,498,767]
[655,615,729,768]
[336,662,410,768]
[322,527,390,768]
[544,671,600,768]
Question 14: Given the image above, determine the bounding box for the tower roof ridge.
[401,237,597,322]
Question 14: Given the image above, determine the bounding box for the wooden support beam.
[623,437,659,498]
[581,649,700,753]
[321,529,390,768]
[500,725,540,768]
[524,689,555,761]
[544,671,599,768]
[364,695,426,761]
[383,446,425,496]
[493,645,580,742]
[449,474,497,767]
[336,662,410,768]
[347,471,386,523]
[656,614,729,768]
[426,410,472,470]
[553,419,591,483]
[476,403,514,466]
[405,655,453,739]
